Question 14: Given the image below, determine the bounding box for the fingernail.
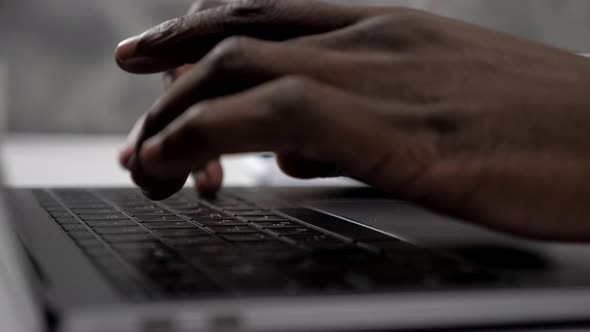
[119,145,133,169]
[116,35,142,60]
[127,153,137,171]
[196,171,208,184]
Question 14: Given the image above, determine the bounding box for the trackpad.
[306,200,517,247]
[307,200,552,271]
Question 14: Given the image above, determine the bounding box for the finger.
[164,64,194,89]
[136,77,327,182]
[193,159,224,194]
[135,76,430,199]
[137,76,392,185]
[188,0,233,14]
[163,0,230,86]
[276,154,342,179]
[288,10,428,52]
[123,115,190,199]
[119,113,147,169]
[135,37,344,170]
[128,153,189,200]
[115,0,364,73]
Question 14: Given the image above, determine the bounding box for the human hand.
[119,65,225,195]
[119,1,226,195]
[116,0,590,240]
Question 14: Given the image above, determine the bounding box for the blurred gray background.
[1,0,589,134]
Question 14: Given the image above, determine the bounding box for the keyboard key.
[196,219,246,227]
[250,220,301,228]
[79,214,128,221]
[72,209,118,215]
[44,206,67,212]
[50,212,73,218]
[171,207,208,213]
[117,204,158,209]
[277,208,395,241]
[207,225,259,234]
[163,201,201,207]
[61,224,87,231]
[86,220,137,227]
[144,222,198,229]
[243,217,294,223]
[232,210,271,217]
[224,208,264,213]
[94,226,147,235]
[166,237,227,248]
[267,227,319,237]
[221,233,273,242]
[104,234,155,243]
[55,217,80,224]
[129,209,170,215]
[154,228,210,238]
[134,215,184,222]
[185,213,227,220]
[219,204,253,210]
[174,207,211,214]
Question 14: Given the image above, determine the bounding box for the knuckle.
[228,0,276,18]
[207,36,252,72]
[142,16,189,44]
[188,0,224,14]
[363,11,439,46]
[262,76,321,153]
[267,76,316,119]
[156,109,205,160]
[379,8,428,27]
[157,134,180,161]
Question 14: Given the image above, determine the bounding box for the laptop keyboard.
[33,188,499,300]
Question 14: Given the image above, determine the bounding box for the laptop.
[2,158,590,332]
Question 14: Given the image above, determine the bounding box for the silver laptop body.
[2,182,590,332]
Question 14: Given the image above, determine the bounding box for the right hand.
[115,0,590,241]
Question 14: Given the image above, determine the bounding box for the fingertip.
[115,35,141,66]
[194,171,214,194]
[195,171,209,187]
[142,182,183,201]
[140,136,162,172]
[116,36,180,73]
[207,160,224,190]
[119,144,134,169]
[194,160,223,195]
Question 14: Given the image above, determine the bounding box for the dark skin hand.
[116,0,590,241]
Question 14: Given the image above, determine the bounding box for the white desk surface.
[0,134,355,188]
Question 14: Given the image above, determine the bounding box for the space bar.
[275,208,394,242]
